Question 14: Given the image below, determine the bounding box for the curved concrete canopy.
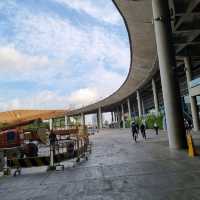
[67,0,157,116]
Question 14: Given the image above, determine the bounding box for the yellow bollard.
[187,134,198,157]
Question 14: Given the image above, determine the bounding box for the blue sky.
[0,0,130,111]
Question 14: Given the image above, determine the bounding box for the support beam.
[174,0,200,31]
[81,113,85,126]
[132,103,136,118]
[115,108,118,123]
[117,106,120,123]
[49,118,53,131]
[64,115,68,129]
[136,90,142,117]
[98,107,103,129]
[142,100,145,115]
[96,112,99,129]
[152,78,159,115]
[152,0,187,149]
[127,98,131,119]
[184,57,200,131]
[114,111,117,122]
[176,31,200,54]
[111,112,114,123]
[121,103,125,128]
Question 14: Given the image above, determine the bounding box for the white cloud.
[68,88,98,107]
[0,90,68,111]
[6,10,129,83]
[0,44,65,85]
[0,65,124,111]
[13,12,129,70]
[55,0,121,25]
[0,0,130,111]
[0,88,97,111]
[83,27,130,70]
[87,65,125,99]
[0,46,49,72]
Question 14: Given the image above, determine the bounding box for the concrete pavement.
[1,129,200,199]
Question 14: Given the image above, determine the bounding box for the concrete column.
[115,108,118,122]
[184,57,200,131]
[132,103,136,118]
[127,98,131,119]
[113,112,116,122]
[81,113,85,126]
[121,104,125,128]
[96,112,99,129]
[98,107,103,129]
[49,118,53,130]
[64,115,68,129]
[152,78,159,115]
[117,107,120,122]
[111,112,114,122]
[152,0,186,149]
[142,100,145,115]
[136,90,142,117]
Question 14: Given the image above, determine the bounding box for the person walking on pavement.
[135,122,139,134]
[184,119,190,134]
[154,122,159,135]
[140,122,146,139]
[131,120,138,142]
[49,131,57,156]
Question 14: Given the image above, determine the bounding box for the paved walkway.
[1,129,200,200]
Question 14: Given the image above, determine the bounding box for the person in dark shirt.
[140,123,146,139]
[49,131,57,145]
[131,121,138,142]
[154,122,159,135]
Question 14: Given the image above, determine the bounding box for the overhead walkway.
[1,129,200,199]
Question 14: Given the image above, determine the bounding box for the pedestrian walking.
[154,122,159,135]
[131,121,138,142]
[140,123,146,139]
[184,119,190,134]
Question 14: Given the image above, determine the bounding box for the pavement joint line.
[59,185,200,196]
[79,158,200,169]
[33,168,200,187]
[32,180,200,194]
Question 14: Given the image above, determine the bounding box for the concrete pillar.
[114,112,116,122]
[81,113,85,126]
[184,57,200,131]
[152,0,187,149]
[152,78,159,115]
[64,115,68,129]
[117,107,120,122]
[127,98,131,119]
[121,103,125,128]
[96,112,99,129]
[132,103,136,118]
[142,100,145,115]
[111,112,114,122]
[49,118,53,130]
[98,107,103,129]
[136,90,142,117]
